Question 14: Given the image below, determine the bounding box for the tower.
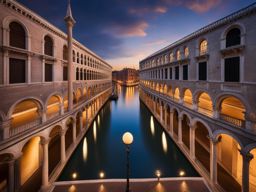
[64,0,76,111]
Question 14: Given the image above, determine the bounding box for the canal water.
[58,85,199,181]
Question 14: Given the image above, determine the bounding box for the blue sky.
[18,0,256,70]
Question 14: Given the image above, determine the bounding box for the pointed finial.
[64,0,76,24]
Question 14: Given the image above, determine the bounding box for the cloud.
[129,6,168,15]
[103,21,149,37]
[186,0,222,13]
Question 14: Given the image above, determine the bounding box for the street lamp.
[122,132,133,192]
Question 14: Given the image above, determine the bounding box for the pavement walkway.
[52,178,211,192]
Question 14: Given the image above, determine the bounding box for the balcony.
[10,118,41,137]
[220,113,245,128]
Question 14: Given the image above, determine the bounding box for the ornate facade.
[0,0,112,192]
[139,3,256,192]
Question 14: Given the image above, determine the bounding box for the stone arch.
[195,91,213,116]
[43,34,54,56]
[183,88,193,107]
[0,153,15,191]
[20,136,43,191]
[2,16,30,49]
[214,132,243,192]
[174,87,180,102]
[48,125,62,176]
[221,22,246,39]
[191,118,213,137]
[194,119,211,174]
[172,108,179,138]
[45,94,62,120]
[181,113,191,150]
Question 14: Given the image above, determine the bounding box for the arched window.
[80,68,83,80]
[226,28,241,47]
[170,52,174,62]
[76,68,79,80]
[184,47,189,58]
[9,22,26,49]
[77,52,79,63]
[73,50,75,62]
[84,69,86,80]
[176,50,181,60]
[200,40,207,55]
[63,45,68,60]
[44,35,53,56]
[84,55,87,65]
[81,54,83,64]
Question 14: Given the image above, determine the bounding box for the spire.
[64,0,76,24]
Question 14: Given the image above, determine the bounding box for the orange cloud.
[104,21,149,37]
[186,0,221,13]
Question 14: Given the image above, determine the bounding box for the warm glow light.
[155,170,161,178]
[179,170,185,177]
[72,172,77,179]
[83,137,88,161]
[98,115,100,125]
[93,121,97,142]
[12,107,38,118]
[150,116,155,136]
[99,171,105,179]
[122,132,133,145]
[161,132,168,153]
[68,185,76,192]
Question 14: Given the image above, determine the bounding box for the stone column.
[60,103,64,115]
[14,153,22,192]
[189,124,196,159]
[154,101,156,114]
[8,159,15,192]
[41,139,49,190]
[240,150,253,192]
[72,120,76,144]
[27,55,31,84]
[85,107,88,129]
[0,119,11,140]
[80,114,83,131]
[170,111,174,136]
[160,105,163,122]
[210,137,219,184]
[164,107,168,126]
[64,2,76,112]
[178,116,183,144]
[60,131,66,164]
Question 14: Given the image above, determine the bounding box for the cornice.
[0,0,112,69]
[141,2,256,63]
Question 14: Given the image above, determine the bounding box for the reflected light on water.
[99,184,105,192]
[125,86,135,106]
[181,181,188,191]
[98,115,100,126]
[68,185,77,192]
[83,137,88,161]
[155,182,166,192]
[162,132,168,153]
[93,121,97,142]
[150,116,155,136]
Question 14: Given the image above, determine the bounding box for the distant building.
[112,68,139,86]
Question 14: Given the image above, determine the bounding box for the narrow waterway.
[58,85,199,181]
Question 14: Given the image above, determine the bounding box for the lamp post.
[122,132,133,192]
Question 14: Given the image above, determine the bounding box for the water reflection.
[93,121,97,142]
[150,116,155,136]
[162,132,168,153]
[98,115,100,126]
[83,137,88,161]
[125,86,135,106]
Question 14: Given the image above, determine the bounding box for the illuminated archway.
[20,137,42,191]
[181,114,190,150]
[250,148,256,192]
[184,89,193,107]
[48,125,62,176]
[174,88,180,102]
[198,92,213,116]
[10,99,42,136]
[46,95,61,120]
[217,134,242,192]
[195,121,210,173]
[219,96,245,128]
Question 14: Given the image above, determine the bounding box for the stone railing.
[220,114,245,128]
[10,118,41,137]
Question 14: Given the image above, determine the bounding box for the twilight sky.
[18,0,255,70]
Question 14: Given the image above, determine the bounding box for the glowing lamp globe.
[122,132,133,145]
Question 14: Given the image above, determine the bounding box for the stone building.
[112,68,139,86]
[139,3,256,192]
[0,0,112,192]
